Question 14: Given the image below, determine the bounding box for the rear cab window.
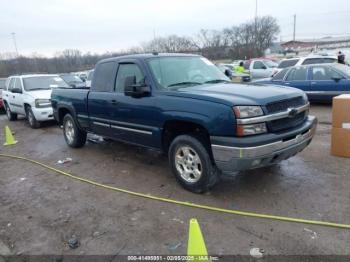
[92,62,117,92]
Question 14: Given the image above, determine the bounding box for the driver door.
[11,77,25,114]
[109,61,158,147]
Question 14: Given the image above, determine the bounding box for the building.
[281,36,350,54]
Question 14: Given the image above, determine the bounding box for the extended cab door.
[88,61,119,137]
[109,60,158,147]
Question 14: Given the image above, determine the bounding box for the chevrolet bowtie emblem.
[287,108,298,118]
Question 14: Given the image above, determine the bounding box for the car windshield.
[278,59,299,69]
[60,74,83,84]
[0,79,6,89]
[148,56,230,89]
[264,60,278,68]
[333,64,350,78]
[23,76,68,91]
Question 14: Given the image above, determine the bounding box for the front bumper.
[211,115,317,175]
[31,106,54,121]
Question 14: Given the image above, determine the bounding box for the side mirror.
[11,87,22,94]
[331,75,343,82]
[70,83,77,88]
[261,65,267,70]
[224,69,232,78]
[124,76,150,98]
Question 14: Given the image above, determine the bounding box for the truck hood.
[26,89,52,99]
[164,83,304,106]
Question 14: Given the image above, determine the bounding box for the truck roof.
[98,53,199,64]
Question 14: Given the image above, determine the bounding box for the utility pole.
[293,14,296,41]
[255,0,258,20]
[11,32,19,57]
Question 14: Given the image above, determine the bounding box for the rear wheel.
[26,106,41,128]
[169,135,219,193]
[5,103,17,121]
[63,114,87,148]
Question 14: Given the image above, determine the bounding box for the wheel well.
[24,103,31,112]
[162,120,213,158]
[58,108,71,125]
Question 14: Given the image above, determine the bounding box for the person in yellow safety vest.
[235,61,245,74]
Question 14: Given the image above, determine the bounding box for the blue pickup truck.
[51,53,317,193]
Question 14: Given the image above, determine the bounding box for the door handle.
[311,82,317,85]
[111,100,118,105]
[285,82,290,85]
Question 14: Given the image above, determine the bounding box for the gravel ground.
[0,104,349,258]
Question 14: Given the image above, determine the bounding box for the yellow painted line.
[0,153,349,229]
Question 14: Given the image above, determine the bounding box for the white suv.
[3,74,68,128]
[275,55,337,75]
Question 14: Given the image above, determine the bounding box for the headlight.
[233,106,264,118]
[237,123,267,136]
[35,99,51,108]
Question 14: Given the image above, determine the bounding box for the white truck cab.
[3,74,68,128]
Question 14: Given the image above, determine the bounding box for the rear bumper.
[211,115,317,174]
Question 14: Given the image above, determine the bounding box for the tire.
[63,113,87,148]
[26,106,41,128]
[169,135,219,193]
[5,103,17,121]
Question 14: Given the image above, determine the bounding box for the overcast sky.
[1,0,349,56]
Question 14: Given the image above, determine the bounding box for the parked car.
[85,70,94,88]
[59,73,86,88]
[274,55,337,75]
[0,78,6,109]
[52,53,317,193]
[244,59,278,79]
[216,64,250,82]
[74,71,88,82]
[3,74,68,128]
[254,63,350,102]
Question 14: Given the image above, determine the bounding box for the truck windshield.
[148,56,230,89]
[23,76,68,91]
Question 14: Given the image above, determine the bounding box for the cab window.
[286,67,307,81]
[272,68,289,81]
[115,63,145,92]
[312,66,342,80]
[253,61,266,69]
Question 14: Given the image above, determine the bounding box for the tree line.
[0,16,279,77]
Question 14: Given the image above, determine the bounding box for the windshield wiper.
[204,79,230,84]
[167,81,202,88]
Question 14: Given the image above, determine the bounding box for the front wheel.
[169,135,219,193]
[63,114,87,148]
[26,107,41,128]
